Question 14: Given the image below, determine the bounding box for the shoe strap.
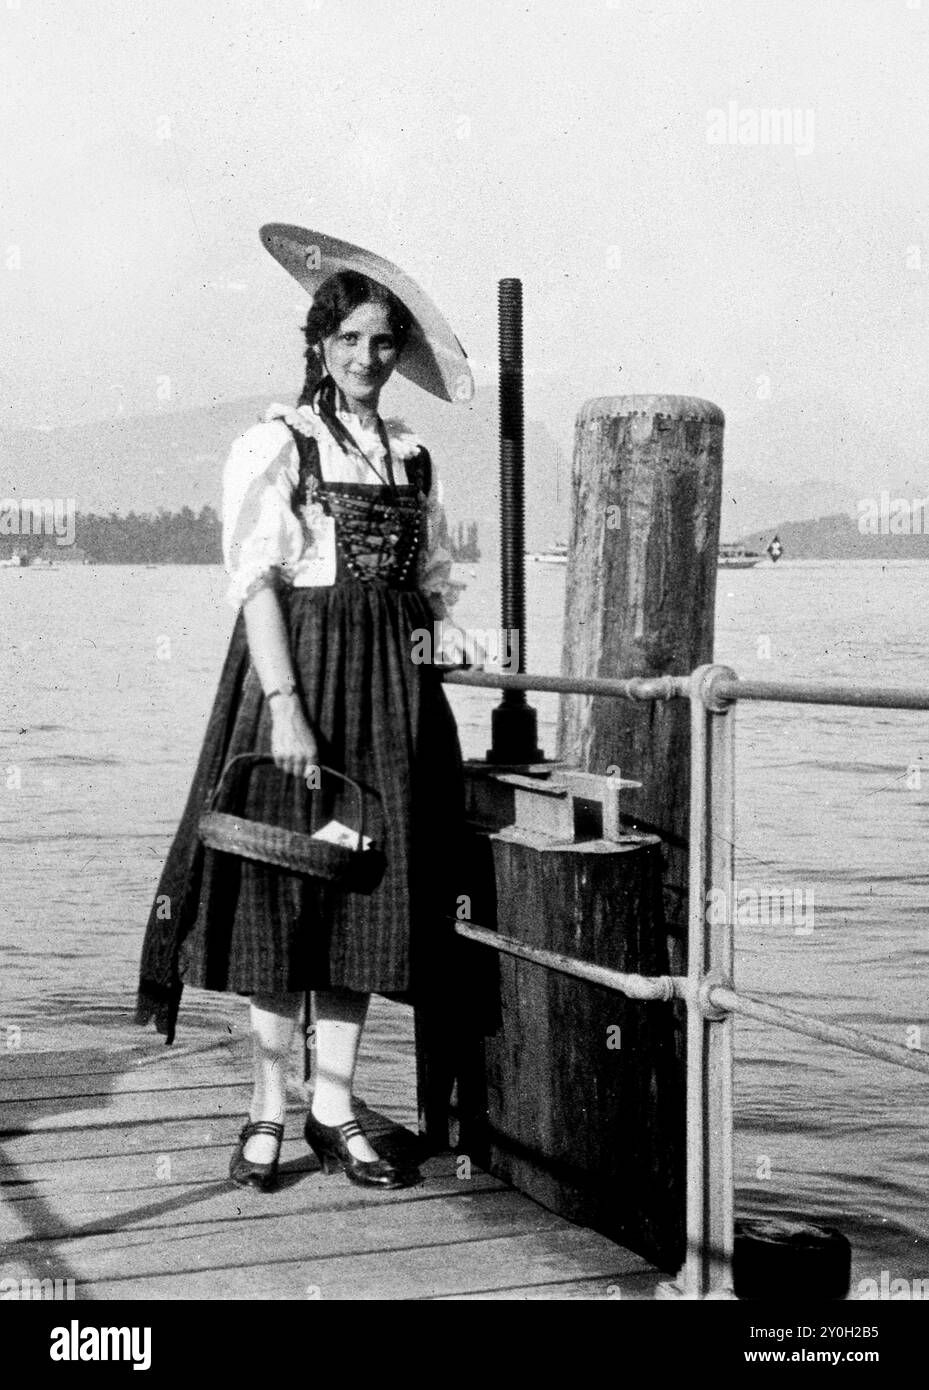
[336,1120,363,1141]
[242,1120,284,1140]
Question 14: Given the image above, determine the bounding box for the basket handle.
[207,753,367,848]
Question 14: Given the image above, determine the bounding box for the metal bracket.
[696,969,732,1021]
[491,767,642,842]
[691,663,739,714]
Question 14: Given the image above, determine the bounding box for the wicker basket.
[198,753,384,890]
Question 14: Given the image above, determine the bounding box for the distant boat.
[0,552,62,569]
[526,541,568,565]
[0,553,60,570]
[718,544,762,569]
[526,541,768,568]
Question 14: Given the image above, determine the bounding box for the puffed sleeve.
[416,459,465,621]
[221,421,304,610]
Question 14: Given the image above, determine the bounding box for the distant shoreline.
[8,556,929,570]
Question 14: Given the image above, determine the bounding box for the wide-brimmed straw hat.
[260,224,474,404]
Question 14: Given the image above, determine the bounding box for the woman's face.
[321,301,400,414]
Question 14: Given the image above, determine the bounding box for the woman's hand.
[269,694,319,779]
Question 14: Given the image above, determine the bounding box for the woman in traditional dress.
[136,226,471,1192]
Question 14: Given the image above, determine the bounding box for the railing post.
[670,663,737,1298]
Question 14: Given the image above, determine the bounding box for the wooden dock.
[0,997,660,1300]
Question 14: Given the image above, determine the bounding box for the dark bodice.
[285,423,432,589]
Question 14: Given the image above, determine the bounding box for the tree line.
[0,506,482,565]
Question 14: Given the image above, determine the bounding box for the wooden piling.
[480,829,682,1268]
[416,393,724,1277]
[556,395,724,971]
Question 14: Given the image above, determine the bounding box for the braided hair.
[297,271,413,448]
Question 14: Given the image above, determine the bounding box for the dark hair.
[297,270,413,410]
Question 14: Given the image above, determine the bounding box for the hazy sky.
[3,0,928,484]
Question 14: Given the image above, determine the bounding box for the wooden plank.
[0,1084,257,1132]
[429,1267,661,1300]
[5,1080,411,1132]
[1,1130,390,1186]
[0,997,661,1300]
[0,1071,253,1105]
[0,1024,246,1060]
[1,1113,264,1165]
[0,1048,409,1101]
[3,1142,282,1194]
[5,1187,569,1282]
[69,1227,656,1301]
[0,1040,250,1082]
[0,1097,417,1166]
[1,1160,506,1238]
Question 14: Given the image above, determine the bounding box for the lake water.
[1,558,927,1287]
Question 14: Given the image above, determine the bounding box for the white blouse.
[221,400,462,618]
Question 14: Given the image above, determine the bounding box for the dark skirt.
[136,577,465,1039]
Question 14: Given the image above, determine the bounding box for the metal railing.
[439,662,929,1299]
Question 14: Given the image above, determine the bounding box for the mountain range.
[735,509,929,559]
[1,387,920,554]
